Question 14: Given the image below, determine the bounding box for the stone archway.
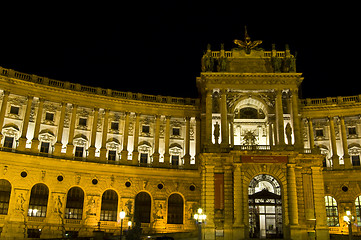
[248,174,283,239]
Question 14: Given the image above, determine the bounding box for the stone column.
[233,164,244,232]
[121,112,130,163]
[328,116,340,168]
[307,118,315,149]
[205,90,213,145]
[88,108,99,160]
[183,116,191,168]
[268,121,273,146]
[203,165,215,240]
[31,98,44,152]
[99,109,109,161]
[0,90,10,145]
[66,104,77,158]
[275,90,285,146]
[18,96,33,151]
[163,116,171,164]
[311,167,330,239]
[152,115,161,166]
[53,102,67,156]
[291,89,302,148]
[220,89,228,147]
[340,116,352,168]
[132,113,140,165]
[287,164,299,225]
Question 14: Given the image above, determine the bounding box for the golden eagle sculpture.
[234,26,262,54]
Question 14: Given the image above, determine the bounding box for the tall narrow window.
[65,187,84,220]
[100,190,118,221]
[74,146,84,158]
[167,194,183,224]
[3,136,14,148]
[355,195,361,226]
[0,179,11,215]
[134,192,151,223]
[28,184,49,217]
[325,196,339,226]
[40,142,50,153]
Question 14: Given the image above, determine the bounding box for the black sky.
[0,2,359,99]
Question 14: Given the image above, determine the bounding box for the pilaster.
[66,104,77,158]
[53,102,67,156]
[99,109,109,161]
[31,98,44,152]
[18,96,33,151]
[328,116,340,168]
[0,90,10,145]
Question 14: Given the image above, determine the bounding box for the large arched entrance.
[248,174,283,239]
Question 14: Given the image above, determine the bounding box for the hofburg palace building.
[0,34,360,240]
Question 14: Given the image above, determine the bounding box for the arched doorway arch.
[134,191,151,223]
[248,174,283,239]
[232,96,271,147]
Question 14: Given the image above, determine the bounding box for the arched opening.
[28,183,49,217]
[0,179,11,215]
[134,192,151,223]
[232,97,270,147]
[65,187,84,219]
[248,174,282,239]
[167,193,184,224]
[100,190,118,221]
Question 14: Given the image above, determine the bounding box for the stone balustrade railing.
[211,51,286,58]
[0,66,199,106]
[300,95,361,106]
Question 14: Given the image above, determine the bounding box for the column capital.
[2,90,10,96]
[287,163,296,168]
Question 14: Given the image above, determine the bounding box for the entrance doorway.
[249,174,283,239]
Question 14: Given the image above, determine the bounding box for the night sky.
[0,2,359,99]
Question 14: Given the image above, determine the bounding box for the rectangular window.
[45,112,54,121]
[315,129,324,137]
[142,125,150,134]
[140,153,148,164]
[352,155,360,166]
[108,150,116,161]
[9,106,19,115]
[172,128,180,136]
[40,142,50,153]
[78,118,87,126]
[74,147,84,158]
[348,127,357,135]
[110,122,119,130]
[171,155,179,166]
[3,137,13,148]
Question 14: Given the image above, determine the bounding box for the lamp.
[343,209,354,240]
[194,208,206,240]
[119,210,126,240]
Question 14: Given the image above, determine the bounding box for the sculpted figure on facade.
[285,123,293,145]
[213,122,220,144]
[201,44,214,72]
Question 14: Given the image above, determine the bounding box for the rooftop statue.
[234,26,263,54]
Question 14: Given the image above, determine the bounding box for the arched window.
[355,195,361,226]
[65,187,84,219]
[134,192,151,223]
[167,194,183,224]
[325,196,339,226]
[100,190,118,221]
[28,184,49,217]
[0,179,11,215]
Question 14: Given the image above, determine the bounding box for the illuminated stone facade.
[0,37,360,239]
